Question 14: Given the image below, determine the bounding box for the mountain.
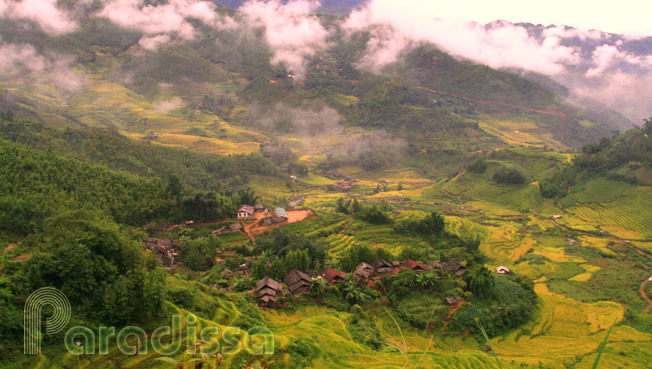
[485,20,652,124]
[2,2,652,369]
[215,0,368,14]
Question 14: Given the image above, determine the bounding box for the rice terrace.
[1,0,652,368]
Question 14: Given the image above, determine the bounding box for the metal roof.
[275,207,287,218]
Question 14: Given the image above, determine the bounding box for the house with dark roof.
[143,238,182,269]
[237,205,255,220]
[284,270,312,295]
[254,204,266,212]
[445,259,467,277]
[320,267,346,285]
[374,258,394,275]
[353,262,375,280]
[255,276,283,306]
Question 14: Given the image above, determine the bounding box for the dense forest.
[0,121,279,191]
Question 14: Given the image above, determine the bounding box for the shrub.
[493,166,526,184]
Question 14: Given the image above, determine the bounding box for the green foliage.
[467,158,488,174]
[178,237,221,271]
[21,210,165,326]
[254,228,326,267]
[340,274,378,305]
[0,122,278,192]
[393,211,445,235]
[466,265,495,298]
[539,165,576,198]
[348,305,385,349]
[354,204,393,225]
[450,275,537,336]
[0,138,175,235]
[338,244,394,272]
[395,294,448,329]
[493,166,527,184]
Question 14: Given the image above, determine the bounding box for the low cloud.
[138,34,171,50]
[240,0,331,78]
[248,102,343,136]
[0,0,77,34]
[344,0,579,74]
[100,0,237,40]
[0,42,84,91]
[152,97,183,113]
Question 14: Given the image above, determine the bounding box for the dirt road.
[640,279,652,313]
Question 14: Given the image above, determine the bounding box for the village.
[143,202,514,316]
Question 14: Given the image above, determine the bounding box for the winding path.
[640,279,652,313]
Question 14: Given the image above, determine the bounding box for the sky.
[408,0,652,37]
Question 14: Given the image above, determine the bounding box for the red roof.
[321,267,346,284]
[402,259,428,271]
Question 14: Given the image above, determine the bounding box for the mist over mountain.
[487,20,652,124]
[215,0,368,14]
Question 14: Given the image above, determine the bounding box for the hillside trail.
[640,279,652,313]
[468,129,480,143]
[440,187,464,206]
[243,223,256,244]
[441,298,465,331]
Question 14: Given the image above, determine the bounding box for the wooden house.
[255,276,283,306]
[374,258,394,275]
[237,205,255,220]
[445,259,467,277]
[284,270,312,295]
[353,262,375,280]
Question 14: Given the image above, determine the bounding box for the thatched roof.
[446,259,466,276]
[284,270,311,289]
[374,258,393,269]
[354,262,374,278]
[255,276,281,292]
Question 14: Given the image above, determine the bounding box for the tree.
[416,271,439,289]
[23,210,165,325]
[237,188,261,205]
[493,166,526,184]
[166,175,182,198]
[341,274,374,305]
[644,117,652,135]
[268,257,285,280]
[252,256,269,280]
[178,237,221,271]
[467,266,495,298]
[468,159,487,174]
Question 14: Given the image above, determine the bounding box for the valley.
[0,1,651,368]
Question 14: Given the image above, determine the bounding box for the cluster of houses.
[144,238,183,270]
[252,258,471,307]
[236,204,289,227]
